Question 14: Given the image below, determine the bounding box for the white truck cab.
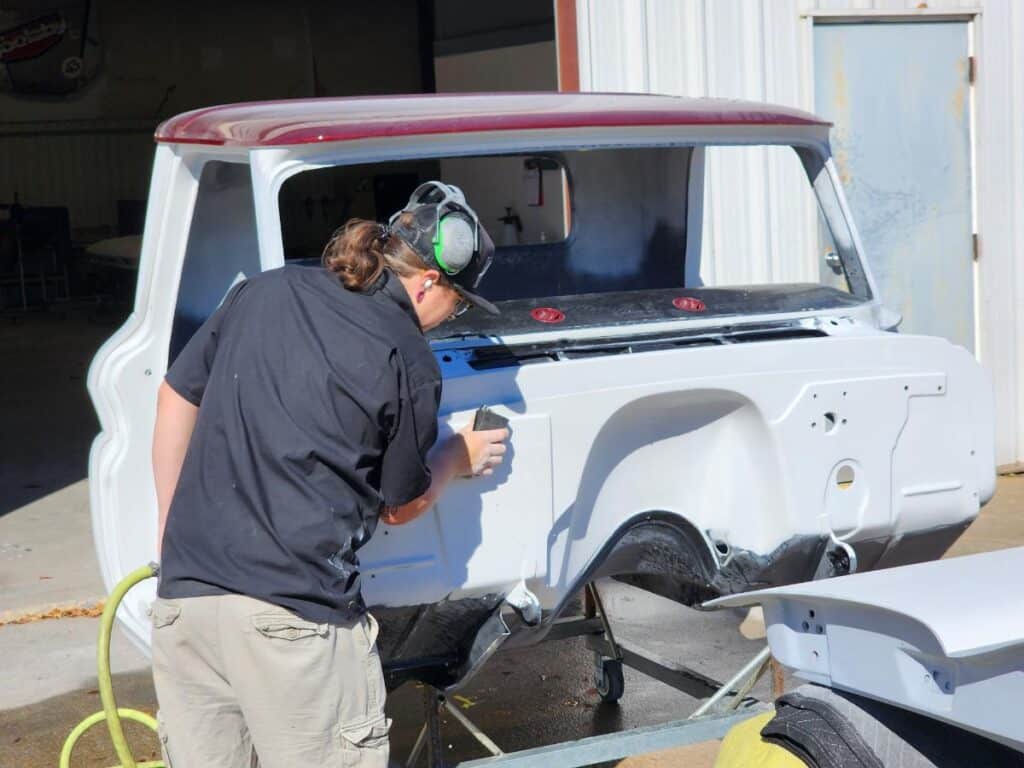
[88,93,995,688]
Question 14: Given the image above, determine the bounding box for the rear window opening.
[279,148,690,301]
[278,144,865,340]
[279,153,572,260]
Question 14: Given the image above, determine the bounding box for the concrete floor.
[1,307,1022,767]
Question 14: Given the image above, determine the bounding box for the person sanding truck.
[149,182,509,767]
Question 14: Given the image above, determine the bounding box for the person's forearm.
[381,438,463,526]
[152,381,200,554]
[380,424,507,526]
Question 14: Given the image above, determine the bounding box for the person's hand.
[454,424,509,477]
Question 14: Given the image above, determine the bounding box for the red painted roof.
[155,93,828,148]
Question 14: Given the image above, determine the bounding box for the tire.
[595,658,625,703]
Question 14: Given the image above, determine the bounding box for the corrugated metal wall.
[0,125,153,230]
[576,0,1024,468]
[577,0,819,288]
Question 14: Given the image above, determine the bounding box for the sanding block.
[473,406,509,431]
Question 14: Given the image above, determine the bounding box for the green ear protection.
[433,210,477,276]
[390,182,481,277]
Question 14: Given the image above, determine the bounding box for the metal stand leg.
[578,581,728,702]
[585,582,622,661]
[689,646,771,719]
[443,700,503,757]
[406,722,428,768]
[586,582,627,703]
[424,687,446,768]
[407,687,504,767]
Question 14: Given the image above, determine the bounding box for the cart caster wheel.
[595,658,624,703]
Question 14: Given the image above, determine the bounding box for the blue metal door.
[814,21,974,351]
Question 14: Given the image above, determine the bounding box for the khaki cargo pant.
[150,594,389,767]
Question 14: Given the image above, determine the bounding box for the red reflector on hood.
[672,297,706,312]
[531,307,566,324]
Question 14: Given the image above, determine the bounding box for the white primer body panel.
[710,548,1024,751]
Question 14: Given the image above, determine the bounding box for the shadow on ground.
[0,308,123,519]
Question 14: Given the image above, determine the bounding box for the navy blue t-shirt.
[158,265,441,623]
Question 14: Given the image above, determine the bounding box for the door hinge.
[968,55,977,84]
[973,233,980,262]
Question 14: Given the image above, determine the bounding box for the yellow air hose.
[59,563,164,768]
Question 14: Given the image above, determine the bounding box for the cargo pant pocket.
[251,611,329,641]
[149,598,181,629]
[339,716,390,768]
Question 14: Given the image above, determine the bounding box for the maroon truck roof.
[155,92,829,148]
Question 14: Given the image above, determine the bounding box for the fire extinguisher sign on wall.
[523,161,543,207]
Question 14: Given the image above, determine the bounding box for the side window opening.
[279,160,442,262]
[698,145,851,294]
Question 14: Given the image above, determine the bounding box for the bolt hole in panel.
[778,374,949,541]
[769,601,831,680]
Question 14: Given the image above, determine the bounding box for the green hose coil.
[59,563,163,768]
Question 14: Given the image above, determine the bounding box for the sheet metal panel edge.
[707,548,1024,750]
[709,546,1024,657]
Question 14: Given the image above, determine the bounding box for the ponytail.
[322,217,426,292]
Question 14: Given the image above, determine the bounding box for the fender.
[378,511,829,690]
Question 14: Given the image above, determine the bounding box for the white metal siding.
[578,1,819,293]
[577,0,1024,468]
